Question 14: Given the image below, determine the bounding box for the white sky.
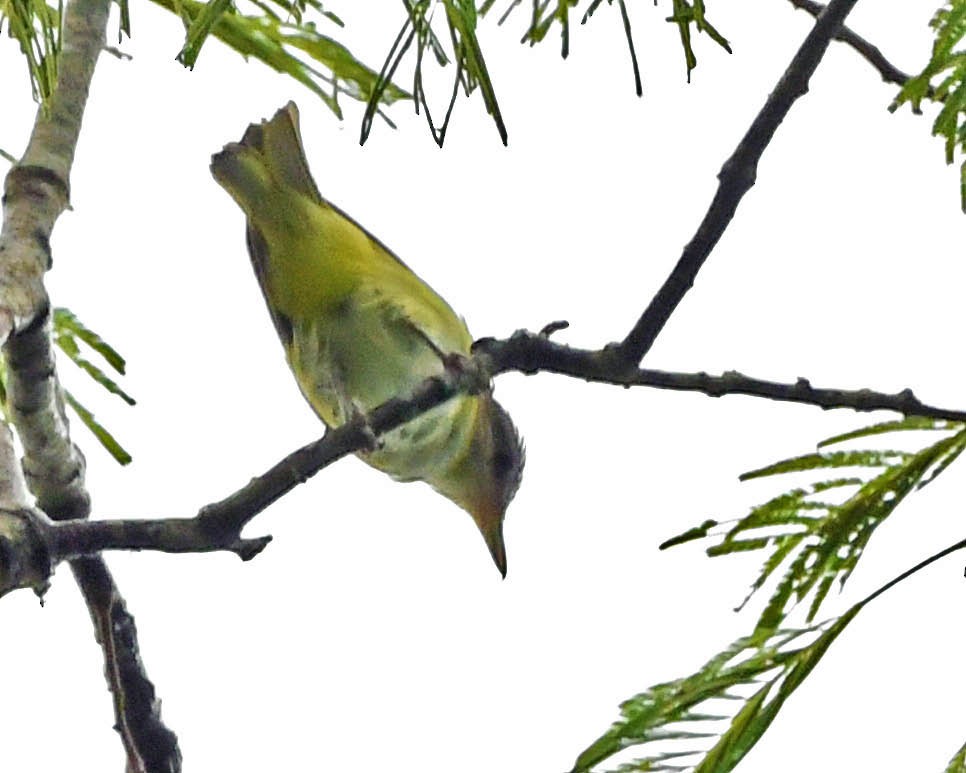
[1,2,964,772]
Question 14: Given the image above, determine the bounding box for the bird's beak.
[479,518,507,578]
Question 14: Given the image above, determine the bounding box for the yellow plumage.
[211,103,523,575]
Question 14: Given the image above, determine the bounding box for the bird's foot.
[345,401,383,453]
[441,351,489,396]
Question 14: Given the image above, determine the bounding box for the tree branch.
[787,0,914,89]
[617,0,860,364]
[0,0,111,333]
[0,362,477,586]
[477,330,966,421]
[5,314,90,519]
[0,0,182,768]
[1,332,963,577]
[64,360,481,562]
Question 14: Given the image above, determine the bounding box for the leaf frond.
[946,737,966,773]
[0,0,63,106]
[63,390,133,465]
[571,610,860,773]
[51,308,135,463]
[148,0,408,119]
[891,1,966,210]
[667,420,966,633]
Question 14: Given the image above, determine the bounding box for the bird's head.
[434,393,524,577]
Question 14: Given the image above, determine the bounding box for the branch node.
[234,535,273,561]
[0,508,53,598]
[2,164,70,208]
[539,320,569,338]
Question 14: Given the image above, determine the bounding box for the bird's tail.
[211,102,326,347]
[210,101,323,217]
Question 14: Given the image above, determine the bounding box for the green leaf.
[891,1,966,210]
[53,308,126,374]
[666,0,730,82]
[740,450,911,480]
[946,737,966,773]
[362,0,507,146]
[177,0,234,68]
[149,0,409,120]
[670,422,966,634]
[706,537,769,555]
[49,308,136,463]
[1,0,63,106]
[444,0,507,144]
[115,0,131,39]
[571,613,860,773]
[918,437,966,488]
[283,27,407,103]
[54,333,136,405]
[52,308,135,406]
[63,390,132,465]
[762,432,964,629]
[660,518,718,549]
[817,416,956,448]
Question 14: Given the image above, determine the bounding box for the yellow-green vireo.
[211,103,524,575]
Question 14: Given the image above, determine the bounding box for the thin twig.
[859,536,966,608]
[617,0,861,364]
[787,0,913,88]
[476,331,966,421]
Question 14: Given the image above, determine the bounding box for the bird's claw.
[346,402,383,453]
[441,352,489,396]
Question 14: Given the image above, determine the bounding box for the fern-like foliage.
[571,608,860,773]
[498,0,730,91]
[3,0,731,144]
[0,308,134,464]
[0,0,731,146]
[370,0,731,145]
[663,416,966,633]
[150,0,409,121]
[361,0,507,145]
[948,739,966,773]
[52,307,134,464]
[577,415,966,772]
[0,0,62,103]
[891,0,966,211]
[665,0,730,81]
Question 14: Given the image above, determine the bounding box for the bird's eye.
[492,449,514,479]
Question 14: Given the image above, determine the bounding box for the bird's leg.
[330,362,382,452]
[345,404,382,454]
[401,319,489,395]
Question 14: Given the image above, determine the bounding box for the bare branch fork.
[788,0,916,90]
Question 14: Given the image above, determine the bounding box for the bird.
[210,102,523,576]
